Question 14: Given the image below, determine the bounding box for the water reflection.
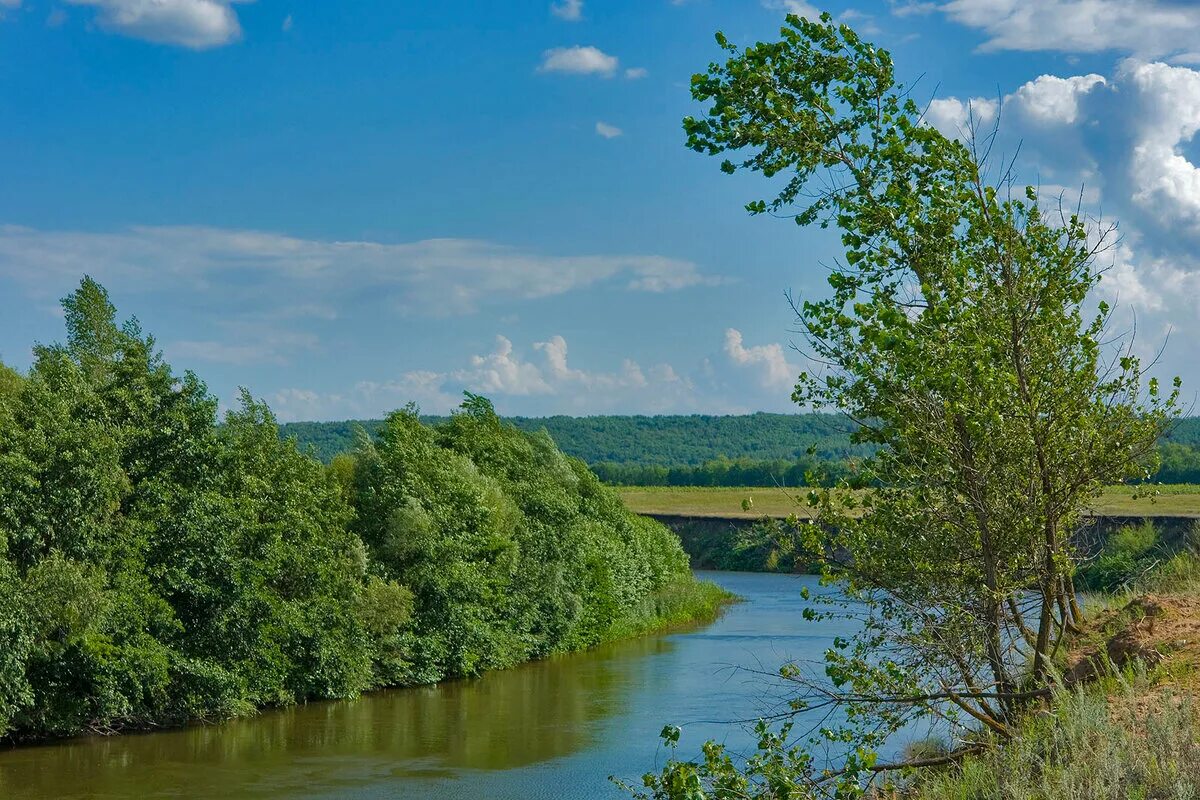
[0,629,680,798]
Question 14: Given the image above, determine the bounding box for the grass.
[619,484,1200,520]
[907,673,1200,800]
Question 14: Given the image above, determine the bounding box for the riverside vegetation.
[619,12,1199,800]
[0,278,727,742]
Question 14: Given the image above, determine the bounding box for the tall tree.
[638,13,1177,797]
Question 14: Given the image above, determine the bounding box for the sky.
[2,0,1200,420]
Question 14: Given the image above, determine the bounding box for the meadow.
[619,484,1200,520]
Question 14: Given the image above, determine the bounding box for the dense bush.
[0,278,721,741]
[350,395,702,682]
[1077,521,1168,592]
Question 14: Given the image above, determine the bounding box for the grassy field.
[619,484,1200,520]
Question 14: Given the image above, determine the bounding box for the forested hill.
[280,412,866,465]
[282,414,1200,486]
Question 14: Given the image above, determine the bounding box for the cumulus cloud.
[269,333,701,421]
[550,0,583,21]
[937,0,1200,58]
[537,45,618,77]
[0,225,721,316]
[724,328,798,389]
[624,67,648,80]
[66,0,250,49]
[595,121,623,139]
[463,336,553,396]
[928,75,1105,140]
[1118,60,1200,231]
[924,96,998,138]
[1010,73,1106,124]
[922,58,1200,390]
[1095,242,1170,312]
[889,1,937,15]
[532,335,651,392]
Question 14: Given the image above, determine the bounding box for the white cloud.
[724,328,798,389]
[0,225,721,316]
[924,60,1200,390]
[1038,183,1102,205]
[461,336,553,396]
[762,0,820,16]
[889,0,937,16]
[550,0,583,21]
[531,335,652,393]
[170,339,292,367]
[1096,242,1169,312]
[269,333,702,420]
[281,13,292,31]
[926,74,1103,141]
[537,45,618,77]
[595,121,623,139]
[1119,60,1200,230]
[624,67,648,80]
[66,0,249,49]
[1010,73,1106,124]
[924,96,998,138]
[938,0,1200,57]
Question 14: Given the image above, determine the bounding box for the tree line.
[0,278,723,741]
[284,416,1200,487]
[280,412,868,466]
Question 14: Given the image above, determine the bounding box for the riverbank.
[621,485,1200,573]
[639,511,1200,574]
[0,572,734,749]
[902,554,1200,798]
[0,572,798,800]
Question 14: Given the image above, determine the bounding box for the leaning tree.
[629,13,1178,799]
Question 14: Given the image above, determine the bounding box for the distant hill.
[280,413,865,465]
[279,414,1200,486]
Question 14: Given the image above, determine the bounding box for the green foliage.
[1078,522,1166,592]
[0,361,21,404]
[349,399,706,682]
[0,277,718,741]
[617,720,824,799]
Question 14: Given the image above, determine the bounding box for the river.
[0,571,863,800]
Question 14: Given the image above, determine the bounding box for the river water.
[0,571,864,800]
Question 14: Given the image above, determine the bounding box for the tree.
[640,13,1178,796]
[0,362,22,404]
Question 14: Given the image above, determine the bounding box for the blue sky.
[2,0,1200,420]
